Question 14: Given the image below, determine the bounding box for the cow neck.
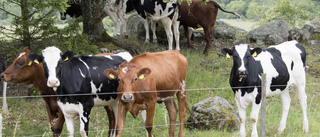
[33,63,55,95]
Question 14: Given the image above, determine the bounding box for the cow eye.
[134,78,138,82]
[17,62,24,66]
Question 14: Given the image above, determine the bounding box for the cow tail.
[213,1,241,17]
[185,100,198,124]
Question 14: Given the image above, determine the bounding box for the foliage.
[225,1,248,19]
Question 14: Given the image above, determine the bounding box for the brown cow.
[1,49,115,137]
[180,0,240,54]
[104,50,188,137]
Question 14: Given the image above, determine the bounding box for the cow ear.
[251,48,262,57]
[221,48,233,59]
[137,68,151,80]
[104,69,118,80]
[28,53,43,66]
[61,51,74,62]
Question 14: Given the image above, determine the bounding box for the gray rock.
[186,96,240,132]
[213,20,247,39]
[246,20,289,45]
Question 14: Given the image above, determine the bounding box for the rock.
[246,20,289,45]
[213,20,247,40]
[186,96,240,132]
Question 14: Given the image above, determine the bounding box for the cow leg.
[144,19,150,43]
[235,95,247,137]
[115,102,127,137]
[64,114,75,137]
[139,110,151,137]
[104,106,115,137]
[145,103,156,137]
[53,109,65,136]
[183,25,192,48]
[176,82,187,137]
[110,101,119,137]
[250,101,261,137]
[150,21,157,43]
[296,85,308,133]
[164,99,178,137]
[161,18,173,50]
[203,28,211,54]
[79,107,92,137]
[172,12,180,50]
[278,89,291,133]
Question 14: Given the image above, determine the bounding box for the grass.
[0,19,319,136]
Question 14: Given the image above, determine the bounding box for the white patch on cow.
[103,55,113,60]
[42,46,62,87]
[157,96,174,102]
[122,67,128,73]
[90,81,97,94]
[115,52,133,62]
[180,80,186,97]
[235,44,248,72]
[79,68,85,78]
[93,97,118,106]
[79,58,89,70]
[17,52,26,59]
[92,66,98,70]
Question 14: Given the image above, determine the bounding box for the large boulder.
[186,96,240,132]
[246,20,289,45]
[213,20,247,40]
[288,24,315,41]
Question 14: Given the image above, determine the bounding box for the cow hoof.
[153,39,157,43]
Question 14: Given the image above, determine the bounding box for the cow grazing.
[1,49,119,136]
[126,0,180,50]
[221,40,308,137]
[104,50,188,137]
[0,59,8,115]
[28,47,132,137]
[101,0,128,37]
[180,0,240,54]
[60,2,82,20]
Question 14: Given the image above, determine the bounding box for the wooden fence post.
[260,73,266,137]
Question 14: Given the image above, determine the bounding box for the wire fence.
[0,83,319,137]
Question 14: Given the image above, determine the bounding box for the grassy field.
[1,19,320,136]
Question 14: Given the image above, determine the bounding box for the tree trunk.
[81,0,104,42]
[20,0,31,49]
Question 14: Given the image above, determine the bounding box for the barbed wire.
[0,83,319,99]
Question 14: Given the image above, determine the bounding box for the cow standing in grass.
[28,47,132,137]
[221,40,308,137]
[104,50,188,137]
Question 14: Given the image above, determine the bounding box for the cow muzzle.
[121,94,134,102]
[47,79,60,88]
[238,70,247,78]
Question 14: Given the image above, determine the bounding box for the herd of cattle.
[0,0,310,137]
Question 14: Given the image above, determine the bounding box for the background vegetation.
[0,0,319,136]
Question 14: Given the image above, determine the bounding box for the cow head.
[221,42,262,79]
[28,46,74,90]
[1,49,42,85]
[104,62,151,102]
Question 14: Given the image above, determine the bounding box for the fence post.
[260,73,266,137]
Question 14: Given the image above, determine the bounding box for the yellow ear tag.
[34,59,39,64]
[253,51,258,57]
[28,61,32,66]
[139,74,145,80]
[109,74,115,79]
[64,56,69,62]
[226,53,231,59]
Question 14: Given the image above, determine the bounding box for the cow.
[28,46,132,137]
[221,40,308,137]
[1,49,120,136]
[126,0,180,50]
[101,0,128,37]
[104,50,188,137]
[0,59,8,115]
[180,0,240,54]
[60,2,82,20]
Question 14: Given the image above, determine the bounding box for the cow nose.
[122,94,134,102]
[1,74,4,79]
[47,79,60,87]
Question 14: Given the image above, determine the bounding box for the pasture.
[0,20,320,137]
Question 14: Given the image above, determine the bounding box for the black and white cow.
[28,47,132,137]
[60,2,82,20]
[0,60,8,115]
[221,40,308,137]
[126,0,180,50]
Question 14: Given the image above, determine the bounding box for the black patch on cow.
[291,61,294,70]
[267,48,289,91]
[295,43,307,67]
[0,60,5,82]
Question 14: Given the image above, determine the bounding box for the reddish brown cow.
[104,50,188,137]
[180,0,240,54]
[1,49,116,137]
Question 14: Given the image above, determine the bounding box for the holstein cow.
[1,49,117,136]
[60,2,82,20]
[221,40,308,137]
[104,50,188,137]
[0,59,8,115]
[180,0,240,54]
[28,47,132,137]
[126,0,180,50]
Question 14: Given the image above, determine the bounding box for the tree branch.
[0,7,18,17]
